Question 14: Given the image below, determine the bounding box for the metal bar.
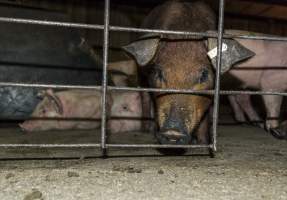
[1,82,287,96]
[212,0,225,152]
[100,0,110,156]
[0,144,210,149]
[106,144,211,149]
[0,17,104,30]
[0,82,102,90]
[0,16,287,41]
[0,144,101,148]
[111,26,287,41]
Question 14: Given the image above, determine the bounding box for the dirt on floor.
[0,123,286,200]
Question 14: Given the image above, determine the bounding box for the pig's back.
[227,31,287,89]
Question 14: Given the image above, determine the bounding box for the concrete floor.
[0,124,286,200]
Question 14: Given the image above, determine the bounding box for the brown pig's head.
[123,1,216,145]
[19,89,64,132]
[124,39,213,145]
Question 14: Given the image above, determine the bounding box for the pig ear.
[45,90,63,115]
[37,90,46,98]
[122,38,160,66]
[207,36,255,74]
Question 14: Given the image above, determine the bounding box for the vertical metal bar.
[212,0,225,152]
[101,0,110,157]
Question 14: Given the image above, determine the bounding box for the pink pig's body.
[225,30,287,139]
[20,89,152,134]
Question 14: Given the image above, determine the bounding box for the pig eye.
[122,105,129,111]
[41,108,46,114]
[199,68,209,83]
[151,64,166,85]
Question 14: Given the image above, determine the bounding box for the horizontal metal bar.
[106,144,211,149]
[0,16,104,30]
[0,82,102,90]
[0,144,101,148]
[0,144,211,149]
[109,86,214,94]
[1,82,287,96]
[110,86,287,97]
[0,16,286,41]
[111,25,210,38]
[220,90,287,96]
[224,33,287,41]
[111,26,287,41]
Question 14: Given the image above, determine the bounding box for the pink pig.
[19,89,110,132]
[224,30,287,139]
[108,91,144,134]
[20,89,153,134]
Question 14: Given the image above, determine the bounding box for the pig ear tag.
[45,92,64,115]
[207,38,255,74]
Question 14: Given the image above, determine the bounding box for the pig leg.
[235,94,263,128]
[260,72,286,139]
[262,94,285,139]
[228,95,247,123]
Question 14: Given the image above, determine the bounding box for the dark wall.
[1,0,286,61]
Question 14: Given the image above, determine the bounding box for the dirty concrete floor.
[0,124,286,200]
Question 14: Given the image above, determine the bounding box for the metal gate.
[0,0,286,157]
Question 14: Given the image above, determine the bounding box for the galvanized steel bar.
[0,16,104,30]
[0,82,102,90]
[1,82,287,96]
[106,144,211,149]
[0,16,286,41]
[212,0,225,152]
[100,0,110,156]
[111,26,287,41]
[0,144,210,149]
[0,144,101,148]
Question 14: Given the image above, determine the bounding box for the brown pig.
[222,30,287,139]
[123,1,215,145]
[20,89,153,134]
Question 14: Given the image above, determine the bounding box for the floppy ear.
[37,90,46,99]
[45,89,64,115]
[122,38,160,66]
[207,32,255,74]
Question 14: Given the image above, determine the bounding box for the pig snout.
[155,95,211,145]
[20,121,42,132]
[156,115,191,145]
[19,123,26,131]
[19,122,34,132]
[155,98,192,145]
[157,129,190,145]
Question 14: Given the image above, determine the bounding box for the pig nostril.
[161,130,185,140]
[122,105,128,111]
[156,130,191,145]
